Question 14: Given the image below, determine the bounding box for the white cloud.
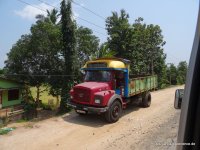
[14,1,80,22]
[80,3,85,7]
[14,3,53,21]
[73,11,79,20]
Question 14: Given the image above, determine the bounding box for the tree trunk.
[35,85,41,118]
[56,95,59,108]
[24,85,29,103]
[36,85,40,102]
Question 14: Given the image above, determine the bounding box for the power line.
[76,17,105,30]
[36,0,105,30]
[5,74,79,77]
[37,0,57,9]
[17,0,46,12]
[36,0,127,29]
[17,0,107,37]
[91,29,107,36]
[71,0,106,20]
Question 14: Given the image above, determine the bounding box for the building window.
[8,89,19,101]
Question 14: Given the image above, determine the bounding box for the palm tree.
[35,9,59,24]
[98,44,116,58]
[47,9,59,24]
[35,14,46,23]
[90,43,117,60]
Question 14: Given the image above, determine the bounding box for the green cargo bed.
[128,75,157,96]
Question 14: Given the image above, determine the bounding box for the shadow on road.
[62,104,140,128]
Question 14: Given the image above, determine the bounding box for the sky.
[0,0,199,68]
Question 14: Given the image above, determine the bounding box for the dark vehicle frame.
[176,1,200,149]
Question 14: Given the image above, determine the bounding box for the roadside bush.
[22,100,37,120]
[41,103,52,110]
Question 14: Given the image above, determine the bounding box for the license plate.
[76,110,86,114]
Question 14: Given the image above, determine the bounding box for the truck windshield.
[84,71,111,82]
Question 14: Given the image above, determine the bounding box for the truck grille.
[74,88,91,102]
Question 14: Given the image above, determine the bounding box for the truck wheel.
[142,92,151,108]
[105,100,122,123]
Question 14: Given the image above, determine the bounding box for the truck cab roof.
[82,57,130,70]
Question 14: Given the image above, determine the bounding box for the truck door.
[114,71,125,96]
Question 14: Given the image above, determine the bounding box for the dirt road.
[0,86,182,150]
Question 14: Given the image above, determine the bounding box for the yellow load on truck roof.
[82,57,130,69]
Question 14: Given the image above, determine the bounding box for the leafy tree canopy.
[106,9,167,88]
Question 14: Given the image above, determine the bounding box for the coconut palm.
[47,9,59,24]
[35,8,59,25]
[91,43,117,60]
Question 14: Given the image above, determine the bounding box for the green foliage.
[41,103,52,110]
[22,100,37,112]
[166,63,178,85]
[98,43,117,58]
[106,10,167,88]
[91,43,117,60]
[47,9,59,24]
[22,100,37,120]
[30,86,60,107]
[16,119,28,123]
[60,0,77,112]
[0,128,15,135]
[76,26,100,64]
[106,9,132,59]
[165,62,188,85]
[4,2,188,114]
[176,61,188,84]
[0,68,5,75]
[5,9,62,101]
[5,34,31,78]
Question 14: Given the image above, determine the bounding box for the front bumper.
[67,100,109,113]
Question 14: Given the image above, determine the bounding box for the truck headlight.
[95,99,101,104]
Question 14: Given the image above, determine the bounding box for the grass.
[30,86,60,109]
[16,119,28,123]
[0,127,16,135]
[0,129,10,135]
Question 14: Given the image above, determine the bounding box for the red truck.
[67,58,157,123]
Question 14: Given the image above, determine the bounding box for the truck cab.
[68,58,157,123]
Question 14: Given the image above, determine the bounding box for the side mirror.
[174,89,184,109]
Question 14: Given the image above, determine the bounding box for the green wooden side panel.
[129,75,157,96]
[2,90,23,108]
[0,78,23,108]
[0,79,23,89]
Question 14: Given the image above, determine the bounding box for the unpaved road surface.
[0,86,182,150]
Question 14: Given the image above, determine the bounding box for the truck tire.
[141,92,151,108]
[105,100,122,123]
